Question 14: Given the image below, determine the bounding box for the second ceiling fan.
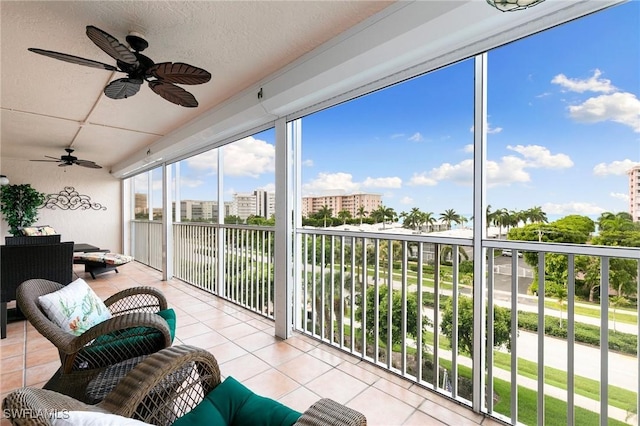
[28,25,211,108]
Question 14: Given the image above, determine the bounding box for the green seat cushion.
[79,309,176,369]
[172,376,301,426]
[157,308,177,342]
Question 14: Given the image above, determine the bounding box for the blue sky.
[148,2,639,220]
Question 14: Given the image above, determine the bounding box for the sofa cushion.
[172,376,301,426]
[37,278,112,335]
[75,252,134,266]
[19,225,57,236]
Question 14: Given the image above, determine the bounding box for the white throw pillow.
[52,411,153,425]
[38,278,112,336]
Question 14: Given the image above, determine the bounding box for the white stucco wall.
[0,158,122,252]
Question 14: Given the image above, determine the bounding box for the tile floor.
[1,261,504,426]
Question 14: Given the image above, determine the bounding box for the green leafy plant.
[0,184,46,235]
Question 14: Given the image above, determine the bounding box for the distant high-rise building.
[302,193,382,218]
[628,166,640,221]
[134,193,148,215]
[232,190,275,221]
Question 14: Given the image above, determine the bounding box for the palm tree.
[370,205,386,226]
[317,205,333,227]
[526,206,548,224]
[422,212,436,232]
[337,209,352,225]
[440,209,461,230]
[356,205,368,225]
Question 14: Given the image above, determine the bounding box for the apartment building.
[629,165,640,221]
[301,193,382,218]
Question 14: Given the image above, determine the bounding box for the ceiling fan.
[28,25,211,107]
[31,148,102,169]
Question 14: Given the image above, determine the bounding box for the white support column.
[147,172,153,221]
[162,164,173,281]
[217,148,226,298]
[122,178,132,255]
[472,52,488,413]
[174,162,181,223]
[274,117,295,339]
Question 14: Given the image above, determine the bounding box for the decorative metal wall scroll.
[43,186,107,211]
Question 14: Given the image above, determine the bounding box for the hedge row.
[421,294,637,356]
[518,311,637,355]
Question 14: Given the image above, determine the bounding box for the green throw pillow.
[157,308,176,342]
[172,376,301,426]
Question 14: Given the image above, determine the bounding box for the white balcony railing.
[131,220,639,425]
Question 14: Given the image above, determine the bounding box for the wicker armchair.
[16,279,172,403]
[3,345,367,426]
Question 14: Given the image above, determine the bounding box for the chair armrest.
[100,345,221,424]
[295,398,367,426]
[62,312,172,372]
[2,387,108,425]
[104,286,168,315]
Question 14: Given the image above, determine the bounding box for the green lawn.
[544,300,638,325]
[492,351,636,413]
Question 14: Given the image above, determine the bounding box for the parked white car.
[501,249,523,257]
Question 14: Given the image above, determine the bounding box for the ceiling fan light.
[0,175,9,185]
[486,0,545,12]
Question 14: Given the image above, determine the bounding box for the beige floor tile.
[25,361,60,386]
[252,341,304,366]
[276,353,333,385]
[181,330,228,350]
[242,368,300,400]
[277,386,323,414]
[305,368,368,404]
[417,399,480,426]
[402,409,448,425]
[175,322,213,340]
[216,322,261,340]
[234,331,279,352]
[219,353,271,382]
[349,387,416,425]
[206,341,248,364]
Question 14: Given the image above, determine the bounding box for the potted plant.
[0,184,46,235]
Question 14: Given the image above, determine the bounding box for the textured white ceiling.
[0,0,393,169]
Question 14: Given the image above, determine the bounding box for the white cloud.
[469,123,503,134]
[362,176,402,188]
[610,192,630,202]
[177,177,204,188]
[390,133,405,139]
[551,69,616,93]
[302,159,314,167]
[593,159,640,176]
[568,92,640,132]
[542,202,606,215]
[463,144,474,153]
[302,172,360,196]
[185,136,275,177]
[506,145,573,169]
[400,196,414,205]
[408,172,438,186]
[408,132,424,142]
[409,156,530,188]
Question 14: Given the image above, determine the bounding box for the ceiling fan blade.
[28,48,117,71]
[148,81,199,107]
[44,155,62,160]
[149,62,212,85]
[86,25,137,65]
[75,160,103,169]
[104,78,142,99]
[58,163,72,167]
[31,159,61,162]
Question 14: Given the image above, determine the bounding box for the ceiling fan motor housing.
[126,32,149,52]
